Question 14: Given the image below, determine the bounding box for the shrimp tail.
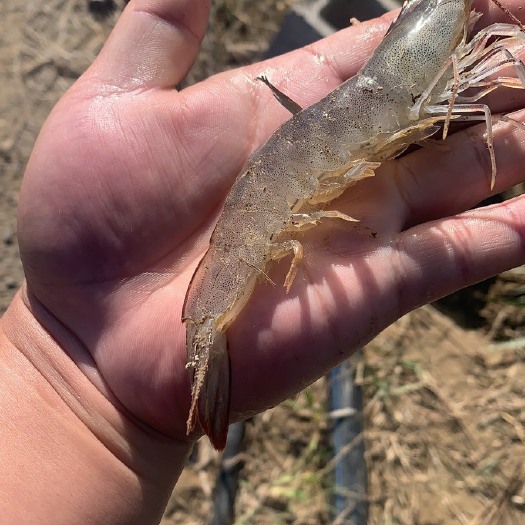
[186,319,231,450]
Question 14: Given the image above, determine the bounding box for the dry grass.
[364,306,525,525]
[163,383,332,524]
[184,0,298,85]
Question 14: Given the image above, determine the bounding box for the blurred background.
[1,1,524,523]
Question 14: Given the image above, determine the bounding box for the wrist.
[0,286,191,524]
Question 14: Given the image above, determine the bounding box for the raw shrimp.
[183,0,525,449]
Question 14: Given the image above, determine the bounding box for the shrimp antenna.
[490,0,525,31]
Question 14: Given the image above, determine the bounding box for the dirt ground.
[1,1,524,524]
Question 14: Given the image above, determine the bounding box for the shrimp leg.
[291,211,360,228]
[270,240,304,290]
[426,103,496,188]
[309,162,379,204]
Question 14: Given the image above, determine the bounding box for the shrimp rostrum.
[183,0,525,449]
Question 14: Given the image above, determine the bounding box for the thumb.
[87,0,210,90]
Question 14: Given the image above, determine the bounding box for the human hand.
[15,0,525,451]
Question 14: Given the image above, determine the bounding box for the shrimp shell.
[183,0,525,449]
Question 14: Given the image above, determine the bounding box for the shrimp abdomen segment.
[184,243,265,448]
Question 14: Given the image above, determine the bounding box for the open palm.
[16,0,525,443]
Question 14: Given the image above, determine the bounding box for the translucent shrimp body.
[183,0,525,449]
